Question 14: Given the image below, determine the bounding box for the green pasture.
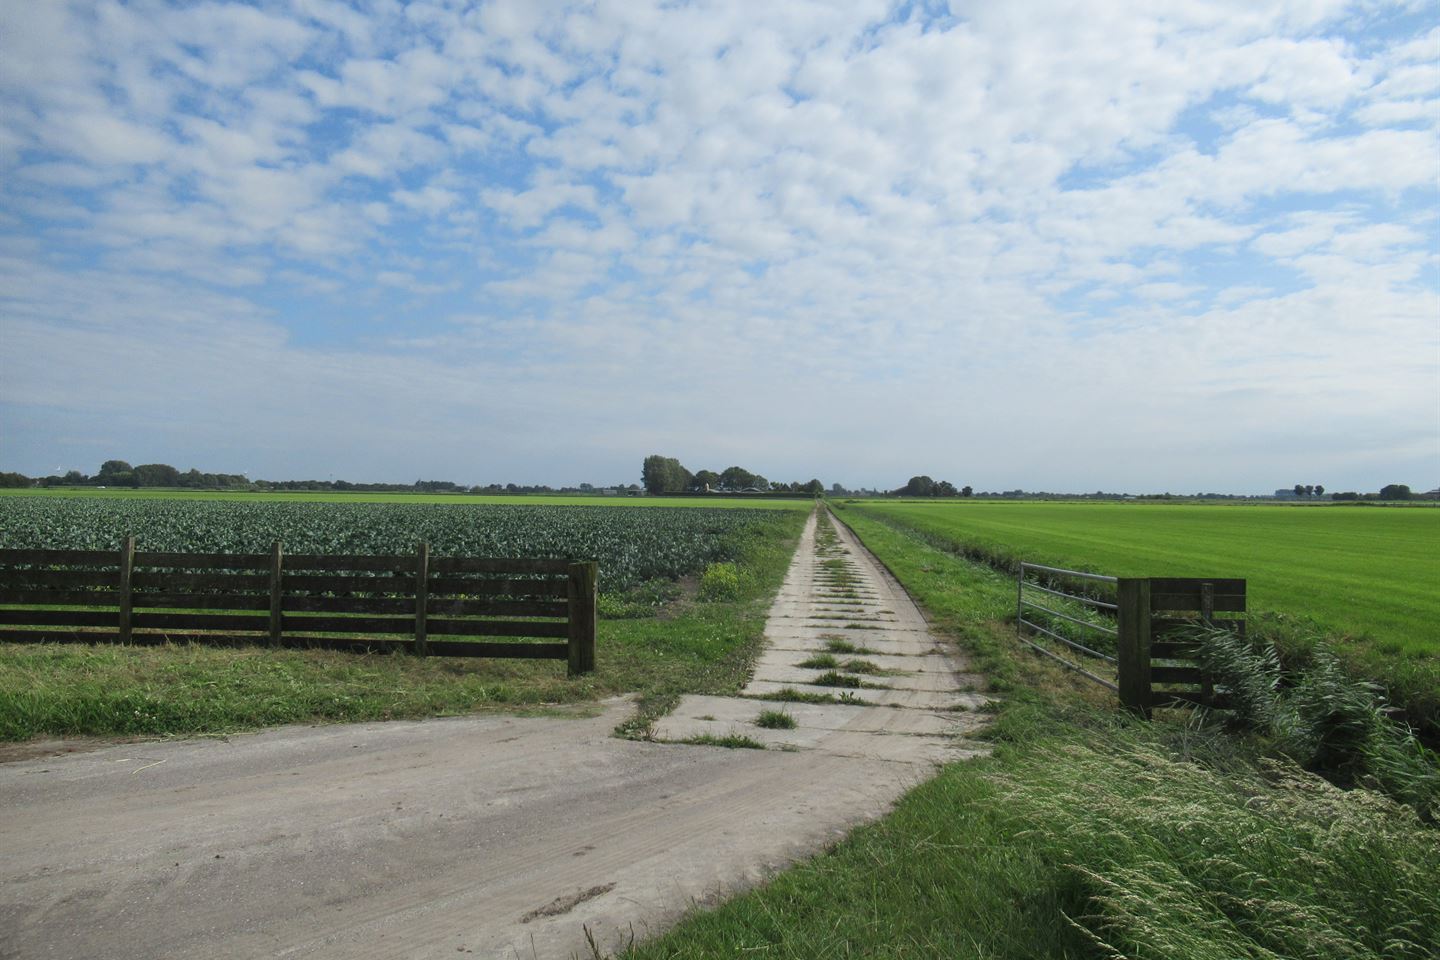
[845,500,1439,657]
[0,488,811,509]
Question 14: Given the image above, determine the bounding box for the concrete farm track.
[0,512,988,959]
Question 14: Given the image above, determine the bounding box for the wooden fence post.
[414,543,429,657]
[268,540,284,647]
[118,535,135,644]
[567,561,597,677]
[1116,578,1151,718]
[1199,581,1215,703]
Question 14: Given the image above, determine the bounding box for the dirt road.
[0,512,987,959]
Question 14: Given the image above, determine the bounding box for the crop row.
[0,498,795,591]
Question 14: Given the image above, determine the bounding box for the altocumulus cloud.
[0,0,1435,491]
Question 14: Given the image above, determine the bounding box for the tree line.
[641,455,823,495]
[895,475,972,497]
[0,460,641,495]
[3,460,252,490]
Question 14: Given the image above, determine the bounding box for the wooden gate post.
[567,561,597,677]
[118,535,135,644]
[414,543,430,657]
[1116,578,1151,718]
[268,541,284,647]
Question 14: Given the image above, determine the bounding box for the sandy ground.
[0,510,989,960]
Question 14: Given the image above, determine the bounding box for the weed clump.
[811,671,885,689]
[680,732,767,750]
[822,636,879,655]
[757,688,862,705]
[699,562,743,601]
[755,709,797,730]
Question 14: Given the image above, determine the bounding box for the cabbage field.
[0,497,794,591]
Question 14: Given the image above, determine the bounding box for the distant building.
[1273,488,1299,499]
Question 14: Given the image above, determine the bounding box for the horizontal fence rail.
[0,540,598,676]
[1016,562,1120,692]
[1140,577,1245,715]
[1016,561,1246,716]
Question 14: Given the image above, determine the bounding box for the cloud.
[0,0,1435,491]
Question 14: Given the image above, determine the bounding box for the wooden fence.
[0,539,597,676]
[1017,564,1245,717]
[1117,577,1245,717]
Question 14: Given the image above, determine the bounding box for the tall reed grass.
[996,720,1440,960]
[1192,627,1440,819]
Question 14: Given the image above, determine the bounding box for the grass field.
[840,499,1440,736]
[843,500,1439,657]
[0,488,813,508]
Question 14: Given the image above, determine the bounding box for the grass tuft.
[810,671,885,689]
[753,688,862,705]
[679,733,767,750]
[821,636,879,655]
[754,709,797,730]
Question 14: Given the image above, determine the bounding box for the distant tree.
[1293,484,1305,497]
[99,460,132,477]
[1379,483,1412,500]
[132,463,182,487]
[1314,484,1324,497]
[830,482,845,495]
[62,470,86,484]
[802,478,824,495]
[935,480,957,496]
[1303,484,1315,497]
[1331,491,1359,501]
[902,476,936,496]
[690,469,721,492]
[961,485,973,497]
[0,471,31,488]
[719,466,757,491]
[642,455,690,494]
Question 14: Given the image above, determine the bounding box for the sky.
[1,0,1437,494]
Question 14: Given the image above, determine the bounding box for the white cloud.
[0,0,1435,491]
